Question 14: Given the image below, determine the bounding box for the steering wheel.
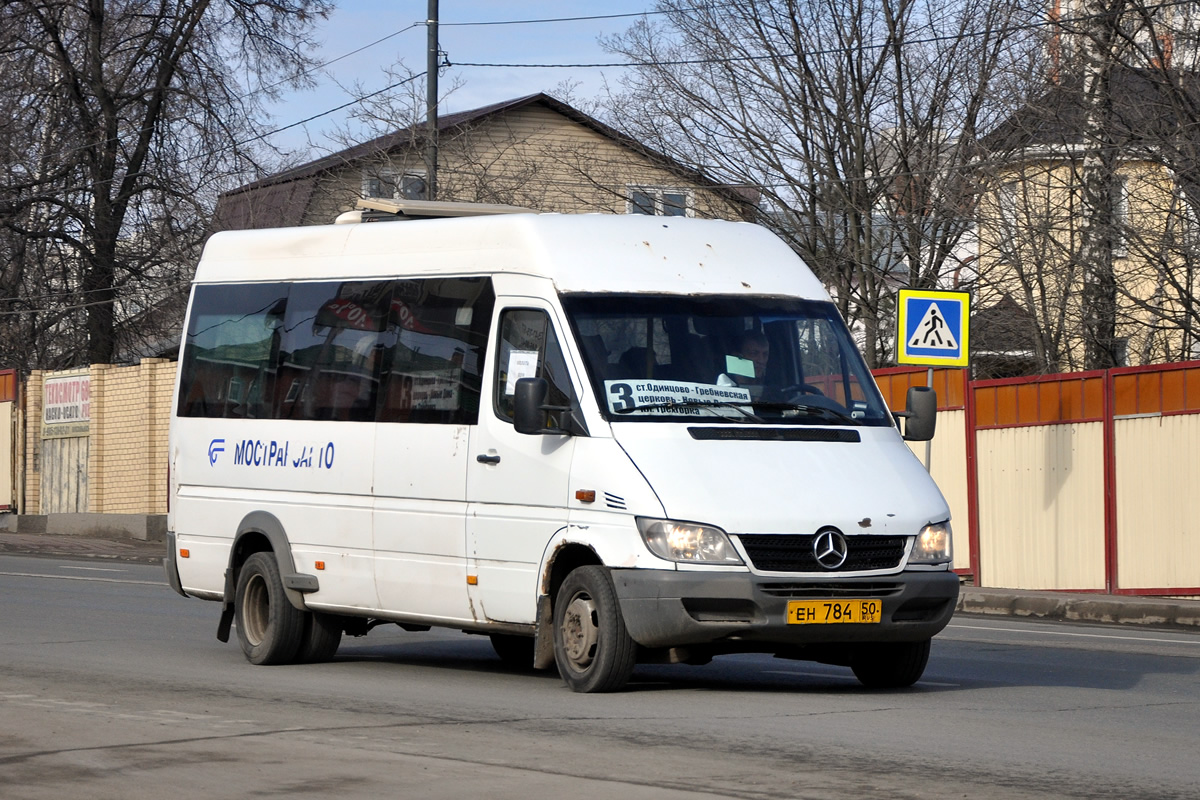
[780,383,823,397]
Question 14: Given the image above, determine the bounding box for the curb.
[959,587,1200,629]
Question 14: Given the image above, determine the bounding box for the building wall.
[303,106,749,225]
[976,157,1198,369]
[24,360,176,515]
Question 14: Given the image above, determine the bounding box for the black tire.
[552,566,637,693]
[234,552,305,665]
[294,611,343,664]
[850,639,931,689]
[489,633,535,670]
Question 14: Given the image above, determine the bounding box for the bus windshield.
[561,294,893,426]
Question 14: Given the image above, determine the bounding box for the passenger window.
[377,277,495,425]
[494,309,575,421]
[177,283,287,418]
[275,281,390,421]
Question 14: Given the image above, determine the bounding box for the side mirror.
[901,386,937,442]
[514,377,550,434]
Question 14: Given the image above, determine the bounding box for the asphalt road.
[1,555,1198,800]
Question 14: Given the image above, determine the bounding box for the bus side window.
[274,281,390,421]
[493,309,575,422]
[377,277,495,425]
[176,283,287,419]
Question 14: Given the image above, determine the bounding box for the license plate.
[787,599,882,624]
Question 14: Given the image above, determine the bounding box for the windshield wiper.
[750,402,857,424]
[614,399,763,423]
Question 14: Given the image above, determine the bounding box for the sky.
[263,1,658,155]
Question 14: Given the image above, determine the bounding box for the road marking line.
[948,622,1199,646]
[0,570,163,586]
[60,566,125,572]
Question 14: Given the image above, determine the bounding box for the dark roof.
[971,295,1041,356]
[983,68,1200,154]
[213,93,756,232]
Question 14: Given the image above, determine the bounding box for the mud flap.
[532,594,555,670]
[216,567,235,643]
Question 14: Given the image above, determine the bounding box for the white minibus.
[165,204,957,692]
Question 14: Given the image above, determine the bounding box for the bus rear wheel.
[235,552,305,665]
[295,611,343,664]
[552,566,636,693]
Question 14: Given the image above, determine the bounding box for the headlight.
[636,518,744,564]
[910,520,953,564]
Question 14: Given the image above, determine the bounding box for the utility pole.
[425,0,439,200]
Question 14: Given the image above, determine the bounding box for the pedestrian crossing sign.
[896,289,970,367]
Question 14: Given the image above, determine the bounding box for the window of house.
[997,180,1020,231]
[1113,336,1130,367]
[362,168,428,201]
[627,186,692,217]
[1112,175,1130,258]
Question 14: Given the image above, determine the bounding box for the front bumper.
[611,568,959,649]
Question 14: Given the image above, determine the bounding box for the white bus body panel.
[168,213,953,643]
[609,423,948,538]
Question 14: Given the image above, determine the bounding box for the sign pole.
[924,367,934,472]
[896,288,971,475]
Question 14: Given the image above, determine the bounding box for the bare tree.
[0,0,332,369]
[976,1,1200,373]
[599,0,1040,366]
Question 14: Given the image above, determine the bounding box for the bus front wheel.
[552,566,637,693]
[850,639,931,689]
[235,552,305,665]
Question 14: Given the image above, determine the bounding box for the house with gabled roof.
[213,93,756,232]
[973,67,1200,374]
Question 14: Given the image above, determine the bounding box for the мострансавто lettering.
[231,439,335,470]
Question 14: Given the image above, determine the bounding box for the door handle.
[476,453,501,464]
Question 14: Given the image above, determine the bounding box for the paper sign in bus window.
[505,350,539,395]
[725,355,756,378]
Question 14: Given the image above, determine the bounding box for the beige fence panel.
[975,422,1107,590]
[1114,416,1200,589]
[874,368,973,573]
[905,408,970,571]
[0,400,12,511]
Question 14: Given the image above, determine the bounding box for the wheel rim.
[241,573,270,647]
[560,590,599,671]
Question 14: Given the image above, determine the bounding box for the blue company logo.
[208,438,225,466]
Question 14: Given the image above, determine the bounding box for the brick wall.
[23,369,44,513]
[24,360,177,514]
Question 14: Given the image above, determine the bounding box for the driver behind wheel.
[717,331,770,397]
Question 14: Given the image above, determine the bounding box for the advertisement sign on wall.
[42,373,90,439]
